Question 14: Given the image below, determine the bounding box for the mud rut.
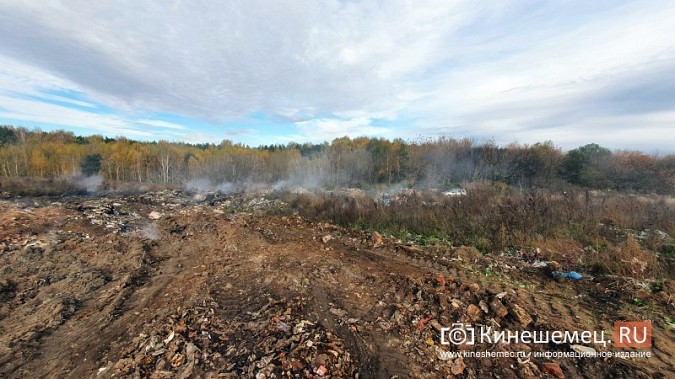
[0,195,673,378]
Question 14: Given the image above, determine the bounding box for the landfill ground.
[0,191,673,378]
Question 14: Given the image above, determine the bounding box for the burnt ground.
[0,191,673,378]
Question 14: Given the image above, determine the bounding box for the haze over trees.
[0,125,672,195]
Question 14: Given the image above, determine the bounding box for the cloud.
[135,119,186,130]
[406,1,675,150]
[0,0,486,117]
[0,0,674,151]
[0,92,154,137]
[293,116,391,142]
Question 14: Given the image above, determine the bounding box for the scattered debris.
[490,297,509,318]
[467,304,481,320]
[552,271,583,280]
[110,299,357,377]
[450,356,466,375]
[542,362,565,378]
[570,344,596,354]
[508,302,533,327]
[372,231,384,248]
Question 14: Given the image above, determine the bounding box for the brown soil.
[0,191,673,378]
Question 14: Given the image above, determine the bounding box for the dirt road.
[0,192,673,378]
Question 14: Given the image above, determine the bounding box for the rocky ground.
[0,191,673,378]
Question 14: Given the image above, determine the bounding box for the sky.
[0,0,674,153]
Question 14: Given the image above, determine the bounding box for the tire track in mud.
[235,217,449,378]
[318,247,456,378]
[222,221,400,377]
[9,223,201,378]
[2,208,231,378]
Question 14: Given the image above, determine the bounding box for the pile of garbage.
[373,273,561,378]
[133,190,191,207]
[72,200,140,234]
[106,297,357,378]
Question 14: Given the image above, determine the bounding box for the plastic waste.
[551,271,582,280]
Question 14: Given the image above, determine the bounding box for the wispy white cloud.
[135,119,186,130]
[0,93,153,137]
[32,93,97,109]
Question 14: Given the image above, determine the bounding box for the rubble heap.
[108,297,357,378]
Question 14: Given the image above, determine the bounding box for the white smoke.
[185,178,212,192]
[73,175,103,193]
[140,222,160,240]
[216,182,236,194]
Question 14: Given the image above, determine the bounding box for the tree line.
[0,125,672,194]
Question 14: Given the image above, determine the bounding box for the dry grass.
[283,183,675,279]
[536,238,585,269]
[0,177,84,197]
[606,236,659,279]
